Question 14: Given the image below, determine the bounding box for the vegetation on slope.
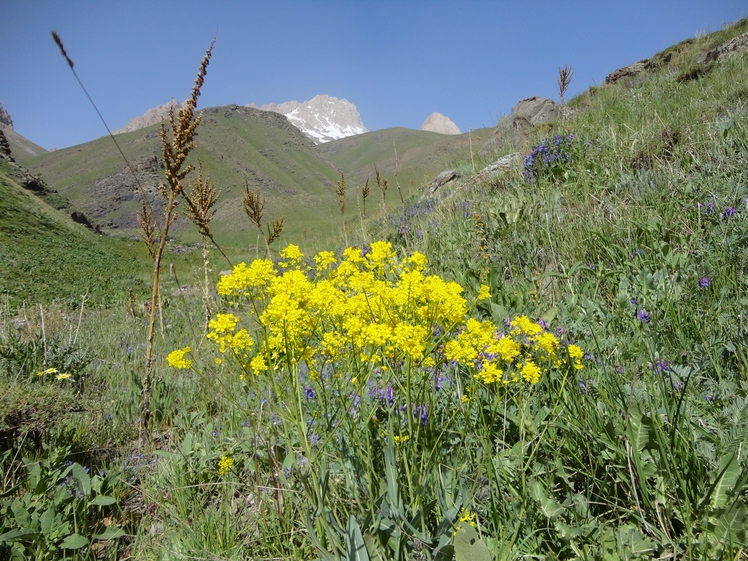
[0,161,150,308]
[3,18,748,561]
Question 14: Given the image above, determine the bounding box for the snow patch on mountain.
[251,94,367,144]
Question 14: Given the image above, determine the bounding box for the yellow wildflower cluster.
[206,314,254,366]
[445,314,582,387]
[217,456,234,475]
[166,347,192,369]
[212,241,468,373]
[171,242,585,399]
[453,507,477,535]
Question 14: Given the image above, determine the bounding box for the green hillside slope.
[317,126,494,198]
[2,126,48,164]
[0,161,149,307]
[23,106,346,248]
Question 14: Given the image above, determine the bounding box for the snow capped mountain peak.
[252,94,367,144]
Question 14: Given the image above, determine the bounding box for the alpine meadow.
[3,16,748,561]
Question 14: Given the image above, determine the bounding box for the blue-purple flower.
[699,277,710,289]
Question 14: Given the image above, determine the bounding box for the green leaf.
[182,432,193,456]
[89,495,116,507]
[39,506,56,536]
[60,533,89,549]
[0,528,37,543]
[346,515,369,561]
[94,526,126,540]
[71,464,91,497]
[708,503,746,546]
[434,544,455,561]
[529,479,564,519]
[453,525,491,561]
[710,454,740,509]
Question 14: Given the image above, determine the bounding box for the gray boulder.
[482,97,562,154]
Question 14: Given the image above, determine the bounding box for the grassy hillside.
[0,161,150,307]
[317,126,494,198]
[3,19,748,561]
[24,108,495,251]
[2,125,48,164]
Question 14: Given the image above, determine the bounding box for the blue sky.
[2,1,747,150]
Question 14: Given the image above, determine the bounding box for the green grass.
[3,17,748,561]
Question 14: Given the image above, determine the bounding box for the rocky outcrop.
[0,102,12,129]
[113,99,184,134]
[605,60,649,85]
[420,112,460,135]
[253,94,367,144]
[422,153,520,199]
[0,129,13,161]
[482,97,562,154]
[697,30,748,64]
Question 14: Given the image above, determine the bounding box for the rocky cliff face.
[420,112,460,135]
[0,102,13,129]
[113,99,184,134]
[252,94,368,143]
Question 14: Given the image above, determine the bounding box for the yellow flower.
[217,456,234,475]
[279,244,304,267]
[520,360,541,384]
[167,347,192,369]
[477,284,491,301]
[37,367,59,376]
[250,354,268,374]
[55,372,72,381]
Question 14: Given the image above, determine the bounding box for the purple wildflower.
[699,277,710,289]
[724,206,735,218]
[305,386,316,399]
[637,309,651,324]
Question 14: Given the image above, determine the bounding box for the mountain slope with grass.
[23,106,494,249]
[0,160,149,307]
[4,18,748,561]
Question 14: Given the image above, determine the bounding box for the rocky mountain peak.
[420,112,460,135]
[252,94,367,144]
[0,102,13,129]
[113,99,185,135]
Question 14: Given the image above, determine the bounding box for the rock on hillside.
[420,112,461,135]
[113,99,184,134]
[481,96,562,154]
[0,102,13,129]
[252,94,367,144]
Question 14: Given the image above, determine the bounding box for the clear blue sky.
[2,1,746,150]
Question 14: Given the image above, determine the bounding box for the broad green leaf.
[0,528,37,543]
[90,495,116,507]
[529,479,564,519]
[39,505,56,536]
[345,515,369,561]
[709,503,746,545]
[71,463,91,497]
[94,526,126,540]
[60,533,89,549]
[181,432,193,456]
[434,544,455,561]
[453,525,491,561]
[710,454,740,509]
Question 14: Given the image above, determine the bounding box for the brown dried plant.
[335,173,348,246]
[361,178,370,218]
[375,164,388,220]
[242,179,284,257]
[184,160,221,330]
[52,32,217,442]
[133,39,216,441]
[558,65,574,110]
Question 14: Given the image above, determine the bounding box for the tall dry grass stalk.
[375,164,388,220]
[335,173,348,246]
[136,39,215,442]
[183,160,221,330]
[558,65,574,116]
[242,179,284,258]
